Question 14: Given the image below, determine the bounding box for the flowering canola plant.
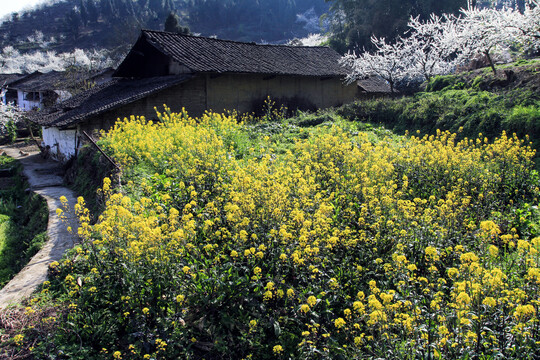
[38,109,540,359]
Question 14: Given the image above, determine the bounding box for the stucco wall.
[42,127,78,162]
[18,90,41,111]
[59,73,355,159]
[205,73,356,114]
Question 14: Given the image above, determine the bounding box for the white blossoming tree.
[457,7,522,74]
[340,36,414,94]
[523,0,540,48]
[407,14,461,82]
[0,97,24,142]
[504,0,540,53]
[341,3,537,88]
[0,47,115,74]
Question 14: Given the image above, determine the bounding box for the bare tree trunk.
[24,117,41,150]
[485,51,497,75]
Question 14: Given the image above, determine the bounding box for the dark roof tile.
[8,71,70,91]
[8,70,113,92]
[138,30,347,77]
[357,76,393,93]
[0,73,27,87]
[29,75,192,128]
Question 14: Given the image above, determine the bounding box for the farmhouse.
[1,69,114,111]
[0,73,27,106]
[30,30,357,161]
[9,71,82,111]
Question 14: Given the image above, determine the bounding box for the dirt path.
[0,145,79,309]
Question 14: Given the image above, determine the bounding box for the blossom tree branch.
[340,36,414,94]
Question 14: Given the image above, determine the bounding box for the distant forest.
[0,0,531,56]
[0,0,329,54]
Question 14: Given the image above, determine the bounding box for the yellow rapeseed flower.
[273,345,284,354]
[334,317,346,328]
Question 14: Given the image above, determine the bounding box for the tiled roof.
[0,73,26,87]
[8,71,72,91]
[357,76,393,93]
[29,75,192,128]
[130,30,347,77]
[8,70,113,92]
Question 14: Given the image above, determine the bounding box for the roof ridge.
[140,29,331,49]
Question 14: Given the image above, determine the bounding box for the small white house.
[42,127,80,160]
[7,69,114,112]
[8,71,71,111]
[0,73,26,106]
[18,90,43,111]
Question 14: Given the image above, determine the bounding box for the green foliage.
[5,121,17,143]
[504,105,540,135]
[67,145,116,216]
[0,155,16,168]
[188,0,327,42]
[0,160,48,287]
[325,0,467,51]
[471,75,484,89]
[1,0,330,54]
[425,75,466,92]
[164,11,190,35]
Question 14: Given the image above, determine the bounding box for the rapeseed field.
[13,109,540,359]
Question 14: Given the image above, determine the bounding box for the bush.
[0,160,48,287]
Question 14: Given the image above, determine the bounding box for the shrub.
[0,160,48,287]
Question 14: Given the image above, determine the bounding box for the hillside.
[0,0,329,54]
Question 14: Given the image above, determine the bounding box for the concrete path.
[0,145,79,309]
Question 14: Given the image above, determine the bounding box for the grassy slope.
[337,59,540,165]
[0,156,48,287]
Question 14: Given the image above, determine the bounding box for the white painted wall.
[17,90,42,111]
[42,127,78,161]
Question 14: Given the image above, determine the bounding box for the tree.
[457,7,521,74]
[407,14,461,81]
[148,0,165,14]
[0,102,24,143]
[164,11,190,34]
[0,46,114,74]
[79,0,89,26]
[340,4,534,91]
[100,0,115,19]
[340,36,414,93]
[86,0,99,23]
[64,8,82,40]
[508,0,540,53]
[324,0,468,52]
